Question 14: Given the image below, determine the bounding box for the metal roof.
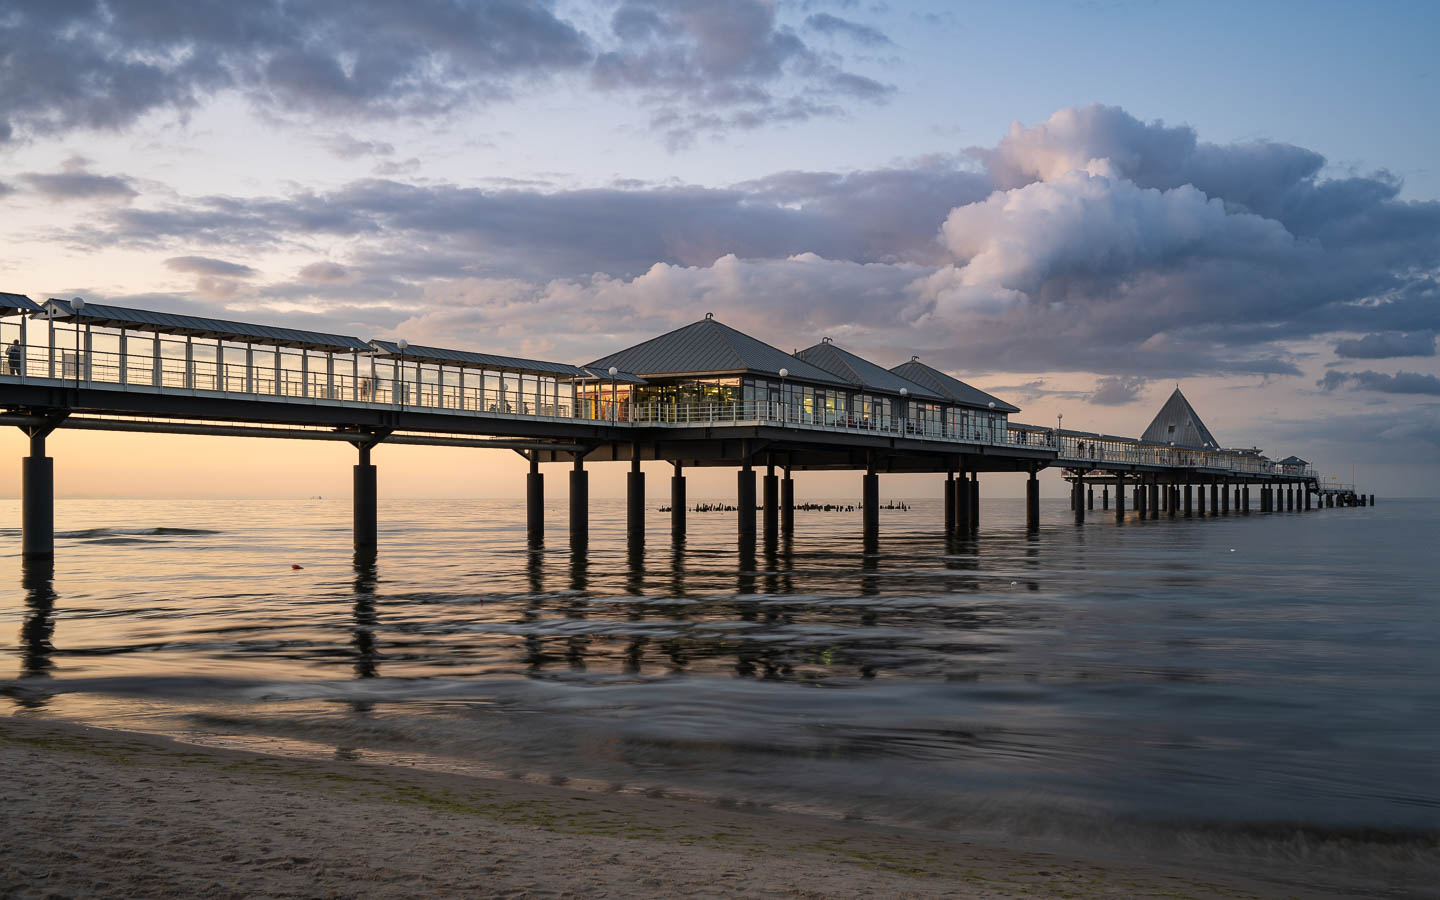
[1140,388,1220,450]
[370,339,645,383]
[795,340,945,401]
[586,315,847,386]
[1276,455,1309,466]
[888,358,1022,413]
[43,298,371,352]
[0,292,42,316]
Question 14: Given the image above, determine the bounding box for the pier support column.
[1242,484,1250,513]
[1211,483,1219,515]
[1304,487,1311,511]
[1184,484,1193,517]
[22,430,56,559]
[762,461,779,544]
[969,473,980,530]
[1326,493,1334,508]
[525,453,543,546]
[737,462,756,538]
[781,468,795,535]
[1369,494,1375,506]
[1287,486,1294,511]
[671,462,686,543]
[1025,468,1040,531]
[944,472,956,534]
[1087,485,1094,510]
[862,468,880,536]
[626,450,644,549]
[569,456,589,549]
[1136,481,1147,519]
[1234,486,1241,511]
[1072,477,1085,524]
[1113,478,1125,519]
[1221,482,1230,514]
[1149,481,1160,518]
[1197,482,1206,516]
[1102,485,1110,510]
[954,465,971,533]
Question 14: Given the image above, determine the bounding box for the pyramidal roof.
[888,358,1021,413]
[795,340,944,400]
[1140,387,1220,449]
[586,315,846,386]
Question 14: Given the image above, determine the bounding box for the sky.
[1,0,1438,500]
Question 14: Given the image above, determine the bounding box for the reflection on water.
[2,496,1438,886]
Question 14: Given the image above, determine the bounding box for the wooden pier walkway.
[0,294,1371,557]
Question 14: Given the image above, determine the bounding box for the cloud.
[1333,331,1436,359]
[322,133,396,159]
[1317,370,1440,395]
[298,261,351,282]
[592,0,893,148]
[1088,376,1148,405]
[19,169,137,201]
[164,256,258,277]
[804,13,893,47]
[0,0,889,149]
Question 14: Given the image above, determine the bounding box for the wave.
[56,527,221,539]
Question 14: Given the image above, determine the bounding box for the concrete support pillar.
[1304,487,1311,511]
[1221,482,1230,513]
[1234,486,1241,510]
[1087,485,1094,510]
[862,469,880,535]
[737,463,756,538]
[762,462,779,543]
[1287,486,1294,511]
[969,473,980,530]
[671,462,686,543]
[626,452,644,549]
[1326,493,1334,508]
[1113,478,1125,519]
[1102,485,1110,510]
[1370,494,1375,506]
[22,431,55,559]
[526,454,543,546]
[1136,481,1147,518]
[1149,481,1160,517]
[1197,482,1206,516]
[1184,484,1193,517]
[569,456,588,549]
[1242,484,1250,513]
[1025,469,1040,531]
[1072,477,1084,524]
[1211,482,1219,515]
[954,465,971,533]
[781,469,795,535]
[944,473,956,534]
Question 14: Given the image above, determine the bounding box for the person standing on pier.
[7,339,20,375]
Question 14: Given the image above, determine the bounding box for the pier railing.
[0,340,1310,479]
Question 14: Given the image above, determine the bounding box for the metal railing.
[0,339,1313,478]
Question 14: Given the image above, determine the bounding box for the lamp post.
[899,387,909,434]
[71,297,85,388]
[1056,411,1063,451]
[396,338,408,411]
[778,367,788,422]
[608,365,618,423]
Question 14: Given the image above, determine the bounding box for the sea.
[3,495,1437,895]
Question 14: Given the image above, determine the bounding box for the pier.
[0,295,1370,558]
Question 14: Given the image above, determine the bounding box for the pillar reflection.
[15,557,57,709]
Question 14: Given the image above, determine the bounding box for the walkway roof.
[795,339,944,401]
[888,358,1021,413]
[370,339,645,383]
[586,315,847,387]
[42,298,372,352]
[1140,387,1220,450]
[0,292,42,316]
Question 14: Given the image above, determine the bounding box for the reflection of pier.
[1,294,1371,560]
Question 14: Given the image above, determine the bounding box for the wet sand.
[1,717,1315,898]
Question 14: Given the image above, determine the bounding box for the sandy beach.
[0,717,1329,899]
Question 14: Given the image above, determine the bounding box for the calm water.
[3,495,1438,889]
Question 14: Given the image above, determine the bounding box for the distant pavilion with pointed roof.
[1140,387,1221,450]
